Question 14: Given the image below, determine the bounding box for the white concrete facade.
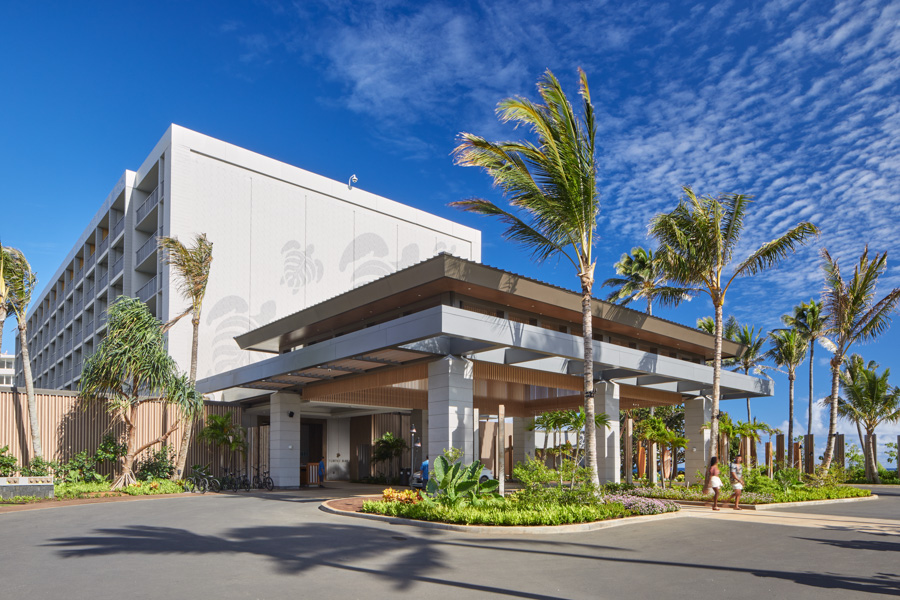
[0,354,15,387]
[269,392,305,488]
[19,125,481,391]
[684,395,713,484]
[427,356,475,465]
[595,382,620,483]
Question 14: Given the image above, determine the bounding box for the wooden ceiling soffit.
[304,363,429,399]
[307,387,427,411]
[474,361,582,391]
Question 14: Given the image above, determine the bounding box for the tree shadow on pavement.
[44,521,899,597]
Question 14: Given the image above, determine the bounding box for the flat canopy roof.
[236,253,745,360]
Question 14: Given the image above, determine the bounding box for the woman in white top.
[705,456,722,511]
[731,455,745,510]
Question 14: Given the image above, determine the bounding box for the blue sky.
[2,0,899,463]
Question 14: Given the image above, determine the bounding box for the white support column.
[596,382,620,483]
[427,356,474,464]
[624,417,634,485]
[684,396,712,485]
[473,408,480,464]
[512,416,536,469]
[269,392,304,488]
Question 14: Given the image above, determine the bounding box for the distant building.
[0,354,14,387]
[17,125,481,394]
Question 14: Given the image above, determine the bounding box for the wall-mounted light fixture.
[288,411,295,418]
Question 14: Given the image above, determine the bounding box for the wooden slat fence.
[0,388,242,478]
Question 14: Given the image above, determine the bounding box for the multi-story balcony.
[75,297,83,314]
[97,236,109,257]
[99,272,109,290]
[84,319,93,334]
[111,255,124,278]
[65,306,73,323]
[65,368,72,383]
[111,217,125,240]
[136,185,161,224]
[135,227,163,265]
[84,253,96,271]
[85,284,94,299]
[74,329,83,347]
[137,276,158,303]
[64,336,72,353]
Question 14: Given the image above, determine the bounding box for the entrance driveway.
[1,483,897,599]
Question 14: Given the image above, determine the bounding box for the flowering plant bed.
[623,484,871,504]
[360,487,679,526]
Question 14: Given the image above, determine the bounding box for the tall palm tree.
[650,187,818,458]
[783,299,828,437]
[601,247,687,315]
[80,296,202,488]
[450,69,604,485]
[731,324,767,422]
[5,248,42,458]
[158,233,214,479]
[766,328,808,461]
[837,356,900,483]
[819,247,900,471]
[0,243,13,354]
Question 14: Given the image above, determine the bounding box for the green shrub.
[121,478,186,495]
[425,455,499,506]
[54,481,115,499]
[135,447,176,481]
[0,445,18,476]
[20,456,56,477]
[0,495,40,504]
[362,498,629,526]
[773,486,871,503]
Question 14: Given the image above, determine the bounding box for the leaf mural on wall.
[280,241,324,295]
[203,295,276,377]
[340,232,393,287]
[434,240,458,256]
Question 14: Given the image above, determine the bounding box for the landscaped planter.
[0,476,55,499]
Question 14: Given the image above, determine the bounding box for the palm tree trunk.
[787,373,795,468]
[854,421,867,479]
[821,357,841,471]
[710,301,723,458]
[646,296,652,316]
[114,408,138,489]
[807,340,814,437]
[0,307,6,353]
[17,323,42,458]
[172,315,201,479]
[866,429,880,484]
[581,274,599,487]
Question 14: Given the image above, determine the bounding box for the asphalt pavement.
[0,483,896,599]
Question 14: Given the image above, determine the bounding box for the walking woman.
[704,456,723,511]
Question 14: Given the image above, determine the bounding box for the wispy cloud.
[227,0,900,320]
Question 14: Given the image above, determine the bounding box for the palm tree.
[158,233,214,479]
[731,324,767,422]
[766,328,808,459]
[640,416,687,488]
[198,411,247,471]
[819,247,900,471]
[837,356,900,483]
[80,296,202,488]
[450,69,604,485]
[601,247,687,315]
[5,248,42,458]
[783,299,828,437]
[0,243,14,354]
[697,315,740,341]
[650,187,818,458]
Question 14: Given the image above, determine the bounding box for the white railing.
[111,255,124,278]
[137,276,158,303]
[136,186,160,224]
[111,217,125,240]
[136,235,157,265]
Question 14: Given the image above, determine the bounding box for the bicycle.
[191,464,221,493]
[183,466,209,494]
[234,470,252,492]
[253,465,275,491]
[219,466,238,492]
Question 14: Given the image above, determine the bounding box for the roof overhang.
[197,305,772,402]
[234,253,745,360]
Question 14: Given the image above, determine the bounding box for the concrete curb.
[319,499,684,534]
[675,494,879,511]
